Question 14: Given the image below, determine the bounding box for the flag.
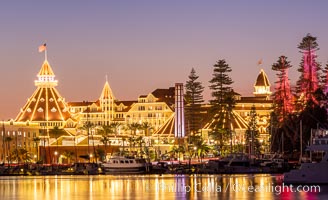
[38,43,47,52]
[257,59,263,65]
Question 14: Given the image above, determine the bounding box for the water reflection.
[0,174,326,200]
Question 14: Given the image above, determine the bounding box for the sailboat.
[284,129,328,184]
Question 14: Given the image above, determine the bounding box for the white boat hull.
[284,129,328,184]
[102,157,147,173]
[284,162,328,184]
[104,167,145,173]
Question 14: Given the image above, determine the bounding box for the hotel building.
[1,56,273,163]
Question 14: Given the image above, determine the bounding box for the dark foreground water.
[0,174,327,200]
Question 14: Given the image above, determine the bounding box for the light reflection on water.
[0,174,326,200]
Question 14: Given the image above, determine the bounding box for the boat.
[221,153,261,173]
[257,153,289,172]
[284,129,328,184]
[101,156,148,173]
[206,153,262,173]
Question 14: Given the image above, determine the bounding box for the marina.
[0,157,294,176]
[1,1,328,199]
[284,131,328,184]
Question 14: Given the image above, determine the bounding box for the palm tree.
[126,122,141,153]
[140,122,153,160]
[110,122,122,137]
[39,129,48,163]
[141,122,152,136]
[126,122,141,136]
[95,148,105,162]
[49,126,66,163]
[32,137,41,161]
[195,141,211,163]
[62,150,74,164]
[121,137,127,156]
[127,137,135,156]
[11,148,32,163]
[99,125,112,158]
[109,122,123,155]
[91,127,99,163]
[100,125,112,136]
[79,121,94,162]
[135,136,145,158]
[4,136,13,164]
[169,145,185,161]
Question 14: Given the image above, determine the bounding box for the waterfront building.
[1,59,76,163]
[1,57,175,163]
[68,83,175,134]
[1,55,273,163]
[156,69,273,154]
[0,120,39,163]
[234,69,273,152]
[15,59,76,129]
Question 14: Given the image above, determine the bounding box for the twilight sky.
[1,1,328,119]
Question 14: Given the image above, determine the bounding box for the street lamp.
[90,154,93,162]
[193,146,197,161]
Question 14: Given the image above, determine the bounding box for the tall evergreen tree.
[272,55,294,122]
[185,68,204,137]
[209,59,235,153]
[209,59,234,113]
[245,105,260,155]
[296,33,321,110]
[321,62,328,94]
[269,36,327,154]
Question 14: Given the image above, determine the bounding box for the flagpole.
[39,43,47,60]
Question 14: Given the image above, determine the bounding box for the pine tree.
[209,59,234,114]
[185,68,204,137]
[245,105,260,155]
[296,33,321,110]
[271,55,294,122]
[321,62,328,94]
[209,59,235,153]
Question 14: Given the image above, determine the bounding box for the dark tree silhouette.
[185,68,204,137]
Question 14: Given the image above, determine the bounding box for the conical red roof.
[15,60,73,123]
[255,69,270,87]
[15,87,72,122]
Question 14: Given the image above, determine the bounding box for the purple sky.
[1,1,328,119]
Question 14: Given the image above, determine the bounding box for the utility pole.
[299,119,303,163]
[1,121,5,164]
[282,132,284,155]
